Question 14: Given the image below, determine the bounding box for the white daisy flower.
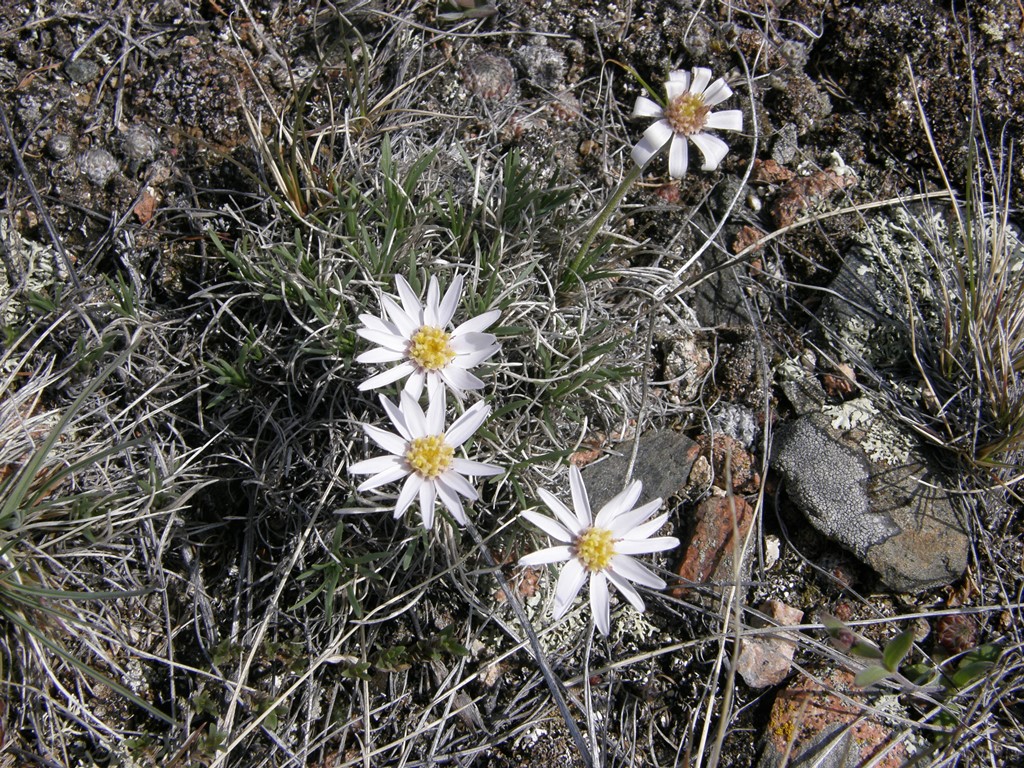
[356,274,500,401]
[518,466,679,635]
[630,67,744,179]
[349,390,502,529]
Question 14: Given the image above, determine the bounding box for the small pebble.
[65,58,100,84]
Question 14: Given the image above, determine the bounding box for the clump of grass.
[925,131,1024,476]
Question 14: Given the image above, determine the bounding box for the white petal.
[418,480,437,528]
[519,545,572,566]
[438,274,464,327]
[451,331,497,353]
[453,343,500,368]
[380,394,413,441]
[616,536,679,555]
[435,479,468,524]
[357,312,400,336]
[595,481,643,528]
[631,120,674,169]
[705,109,743,132]
[395,475,423,519]
[690,67,712,96]
[423,276,441,326]
[362,424,408,456]
[354,462,409,491]
[521,510,575,543]
[607,570,646,613]
[690,132,731,171]
[381,294,419,337]
[424,373,442,404]
[614,512,671,540]
[453,309,501,335]
[568,466,592,527]
[553,559,587,620]
[702,78,734,107]
[608,499,664,538]
[590,572,611,636]
[356,347,407,364]
[665,70,690,100]
[538,488,585,536]
[359,362,416,392]
[668,135,689,178]
[631,95,664,119]
[350,454,403,477]
[402,371,426,400]
[399,391,428,437]
[395,275,424,323]
[451,458,503,477]
[439,367,485,396]
[355,327,409,351]
[610,555,666,590]
[436,470,477,501]
[446,401,490,447]
[425,388,446,434]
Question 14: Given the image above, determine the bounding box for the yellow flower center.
[405,435,454,478]
[664,91,710,136]
[409,325,456,371]
[575,527,615,572]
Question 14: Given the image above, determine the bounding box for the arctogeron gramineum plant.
[349,389,502,530]
[518,466,679,635]
[356,274,501,401]
[631,66,743,179]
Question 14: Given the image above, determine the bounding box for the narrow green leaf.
[882,628,916,672]
[854,665,890,688]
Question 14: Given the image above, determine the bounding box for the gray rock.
[771,412,968,592]
[771,122,798,165]
[773,413,897,558]
[778,374,826,416]
[582,429,697,512]
[64,57,100,84]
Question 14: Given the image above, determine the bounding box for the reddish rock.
[673,495,754,597]
[732,224,767,255]
[768,170,856,229]
[695,433,761,494]
[751,158,796,185]
[762,666,907,768]
[735,600,804,688]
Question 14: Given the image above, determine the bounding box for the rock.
[64,57,100,84]
[759,666,907,768]
[695,432,760,493]
[771,412,968,592]
[736,600,803,688]
[582,429,697,512]
[768,169,855,229]
[778,372,827,416]
[673,495,754,598]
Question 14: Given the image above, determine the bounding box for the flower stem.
[563,163,645,289]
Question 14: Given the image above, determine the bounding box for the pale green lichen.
[825,397,915,465]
